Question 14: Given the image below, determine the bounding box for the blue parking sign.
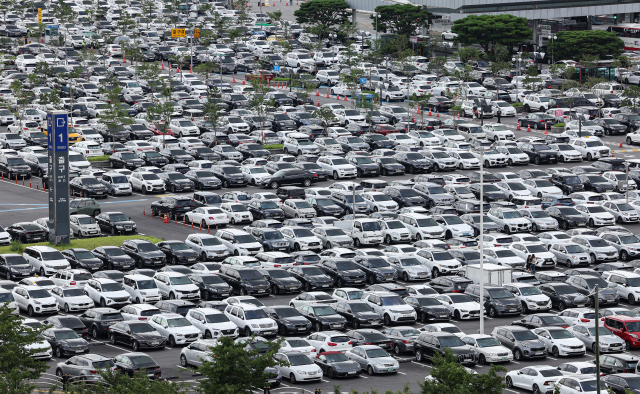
[47,112,68,152]
[274,65,280,72]
[360,78,367,84]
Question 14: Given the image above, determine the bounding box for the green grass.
[0,235,163,254]
[88,155,111,162]
[512,102,524,107]
[273,77,289,82]
[263,144,283,149]
[553,123,565,127]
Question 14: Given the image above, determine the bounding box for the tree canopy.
[546,30,624,61]
[371,4,430,37]
[294,0,351,39]
[451,14,532,55]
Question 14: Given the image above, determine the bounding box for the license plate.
[122,265,130,268]
[509,309,516,312]
[258,290,266,293]
[502,357,508,361]
[322,285,329,288]
[387,368,394,371]
[96,192,103,195]
[534,351,544,355]
[348,371,356,375]
[298,328,306,331]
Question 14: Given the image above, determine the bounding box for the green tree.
[457,47,486,64]
[97,75,134,140]
[294,0,351,40]
[451,14,532,55]
[196,335,285,394]
[313,106,337,133]
[419,349,506,394]
[10,80,33,122]
[427,56,448,79]
[622,85,640,113]
[53,2,78,48]
[247,79,276,132]
[371,4,430,37]
[409,92,433,131]
[546,30,623,61]
[61,367,188,394]
[0,303,50,394]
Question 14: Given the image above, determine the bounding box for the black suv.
[546,206,588,230]
[319,259,366,287]
[113,352,161,378]
[384,186,427,208]
[519,142,558,165]
[155,300,197,316]
[189,273,233,300]
[121,239,166,268]
[156,240,199,265]
[537,283,588,311]
[288,265,334,291]
[78,307,124,338]
[210,165,248,188]
[263,306,312,335]
[94,212,137,235]
[334,300,383,328]
[565,275,620,306]
[353,256,397,285]
[296,304,347,332]
[108,321,166,350]
[60,248,103,272]
[150,196,196,220]
[218,265,271,296]
[592,158,626,173]
[550,173,584,195]
[404,295,451,323]
[413,332,477,366]
[276,186,305,201]
[157,172,195,193]
[429,277,473,294]
[256,268,301,294]
[92,246,136,270]
[465,284,522,317]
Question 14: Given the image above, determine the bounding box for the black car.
[5,222,47,243]
[120,239,166,268]
[42,328,90,358]
[538,283,588,311]
[189,274,232,300]
[157,172,195,193]
[592,158,626,173]
[578,174,616,193]
[127,124,154,140]
[429,277,473,294]
[393,152,433,174]
[69,176,108,199]
[113,352,161,378]
[263,306,312,335]
[319,259,366,287]
[138,151,169,167]
[108,152,145,170]
[362,134,395,150]
[518,113,556,130]
[595,118,628,136]
[519,142,558,165]
[108,321,165,350]
[566,275,620,306]
[598,354,640,375]
[60,248,103,272]
[261,169,314,189]
[602,373,640,394]
[550,173,584,195]
[353,256,397,285]
[546,206,588,230]
[313,351,361,378]
[158,148,193,164]
[306,197,345,217]
[94,212,137,235]
[0,253,34,280]
[23,131,48,147]
[186,147,220,162]
[403,296,450,323]
[43,315,89,338]
[256,268,301,294]
[297,304,347,331]
[293,163,330,181]
[150,196,196,220]
[345,329,393,350]
[154,300,197,316]
[210,165,248,188]
[247,200,286,221]
[288,266,334,292]
[413,332,477,366]
[92,246,136,270]
[78,307,124,338]
[334,300,383,328]
[156,240,199,265]
[511,313,572,329]
[0,155,31,179]
[468,183,508,202]
[615,113,640,132]
[218,265,271,296]
[384,186,427,208]
[276,186,306,201]
[465,284,522,318]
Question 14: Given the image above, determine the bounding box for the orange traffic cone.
[163,214,169,224]
[428,109,432,116]
[527,125,531,132]
[336,94,340,100]
[122,53,126,63]
[242,76,245,85]
[417,107,420,114]
[317,99,321,107]
[232,73,236,83]
[457,112,460,119]
[161,60,164,70]
[316,88,319,96]
[517,122,521,130]
[413,116,416,122]
[620,140,623,148]
[436,110,439,117]
[326,88,329,98]
[177,65,180,73]
[344,94,348,101]
[544,124,548,134]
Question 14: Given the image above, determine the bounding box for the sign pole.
[47,110,70,245]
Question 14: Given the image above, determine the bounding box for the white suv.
[83,278,131,308]
[362,291,417,325]
[23,246,71,276]
[186,307,239,339]
[123,274,162,304]
[224,303,278,337]
[120,304,162,321]
[12,285,58,316]
[523,95,552,112]
[185,234,231,261]
[503,283,551,313]
[153,272,200,301]
[316,156,357,180]
[148,313,201,346]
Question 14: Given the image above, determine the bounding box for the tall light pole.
[551,35,557,65]
[479,148,484,334]
[512,57,519,104]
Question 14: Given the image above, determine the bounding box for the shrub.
[9,240,24,253]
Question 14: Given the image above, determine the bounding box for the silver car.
[387,256,432,281]
[518,209,558,232]
[55,354,117,383]
[600,232,640,261]
[180,339,219,367]
[345,345,400,375]
[281,199,317,219]
[549,243,590,267]
[566,323,624,353]
[310,227,353,248]
[69,215,101,238]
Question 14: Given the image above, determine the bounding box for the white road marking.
[104,343,130,352]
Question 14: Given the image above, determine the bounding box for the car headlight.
[116,225,124,229]
[296,370,308,375]
[32,299,41,305]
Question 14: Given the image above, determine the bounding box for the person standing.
[472,104,478,120]
[526,254,536,274]
[496,108,502,123]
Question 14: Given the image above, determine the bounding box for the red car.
[604,316,640,349]
[371,124,400,136]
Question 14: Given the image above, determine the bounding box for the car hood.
[317,315,346,323]
[280,316,310,325]
[107,255,134,263]
[132,331,164,341]
[58,338,88,347]
[140,251,165,259]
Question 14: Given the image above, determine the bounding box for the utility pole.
[595,284,601,394]
[479,148,484,334]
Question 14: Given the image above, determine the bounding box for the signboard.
[555,110,563,117]
[365,94,374,99]
[273,65,280,72]
[539,24,551,36]
[47,111,70,245]
[38,8,42,23]
[171,28,185,38]
[360,78,367,84]
[193,28,200,38]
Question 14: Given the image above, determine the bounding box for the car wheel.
[591,343,598,353]
[64,303,70,313]
[367,365,375,375]
[169,292,176,300]
[531,224,538,232]
[534,156,540,165]
[92,327,99,339]
[100,298,107,307]
[354,238,361,247]
[168,335,176,347]
[558,301,566,311]
[628,137,634,145]
[403,272,409,282]
[432,268,440,278]
[327,367,335,379]
[415,349,423,362]
[552,346,560,358]
[513,348,523,361]
[333,171,339,180]
[385,235,392,244]
[55,347,63,358]
[415,233,422,241]
[630,294,636,305]
[40,267,45,276]
[241,287,248,295]
[315,322,322,332]
[566,260,573,268]
[420,312,427,323]
[110,334,116,345]
[489,306,497,317]
[621,250,630,261]
[384,314,392,326]
[393,344,402,356]
[180,354,189,367]
[27,305,35,317]
[303,178,312,187]
[290,373,297,384]
[111,226,117,235]
[590,254,597,264]
[533,384,542,394]
[587,153,593,161]
[304,282,311,292]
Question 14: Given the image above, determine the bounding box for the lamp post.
[512,57,519,105]
[479,148,484,334]
[551,35,557,65]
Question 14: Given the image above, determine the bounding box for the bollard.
[208,225,210,234]
[143,207,145,216]
[175,216,178,225]
[199,222,202,232]
[317,99,320,107]
[159,212,162,221]
[15,175,17,184]
[29,179,31,188]
[191,221,194,230]
[232,73,236,83]
[183,218,186,227]
[242,76,245,85]
[326,87,329,98]
[36,179,39,190]
[436,110,439,117]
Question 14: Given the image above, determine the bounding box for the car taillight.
[311,349,316,352]
[580,318,590,322]
[365,342,371,345]
[274,264,281,267]
[543,381,554,386]
[90,370,97,374]
[24,127,28,130]
[401,339,410,344]
[70,281,76,285]
[561,325,569,329]
[452,290,463,293]
[348,341,353,345]
[328,342,337,346]
[138,317,147,320]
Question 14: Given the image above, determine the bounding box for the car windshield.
[55,330,81,340]
[587,239,609,247]
[476,337,501,348]
[380,296,405,306]
[104,248,127,257]
[365,348,390,358]
[488,289,514,299]
[503,211,522,219]
[432,252,455,261]
[165,317,191,327]
[170,276,193,285]
[519,287,542,296]
[588,326,613,335]
[100,283,123,292]
[512,330,538,341]
[525,245,547,253]
[529,211,550,218]
[416,218,438,227]
[539,369,563,377]
[313,306,336,316]
[548,329,575,339]
[439,336,465,347]
[109,214,130,222]
[288,354,313,366]
[201,237,222,246]
[137,243,158,252]
[324,353,349,362]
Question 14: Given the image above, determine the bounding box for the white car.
[179,339,218,367]
[304,331,353,353]
[120,304,161,321]
[509,243,557,268]
[153,272,200,301]
[601,271,640,304]
[224,303,277,337]
[571,235,618,264]
[219,203,254,224]
[533,327,585,357]
[12,285,58,316]
[215,228,263,256]
[83,278,131,307]
[433,293,482,320]
[361,192,399,212]
[184,234,231,262]
[185,207,230,228]
[185,307,239,339]
[522,178,563,198]
[503,283,551,313]
[362,291,417,325]
[280,226,323,252]
[554,375,600,394]
[279,338,317,356]
[70,141,104,157]
[490,101,517,117]
[276,351,323,383]
[22,246,70,277]
[482,123,515,141]
[129,171,165,194]
[505,366,564,393]
[148,313,201,346]
[407,131,441,147]
[377,219,411,244]
[461,334,513,364]
[569,138,611,161]
[433,214,474,238]
[49,286,95,313]
[317,156,357,180]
